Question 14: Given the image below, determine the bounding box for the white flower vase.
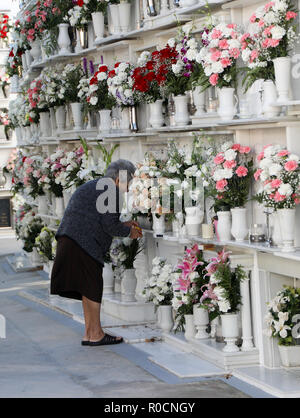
[22,54,28,73]
[153,214,165,235]
[39,111,51,138]
[193,86,206,116]
[25,50,33,68]
[71,102,83,130]
[118,2,131,33]
[262,80,280,118]
[55,106,66,132]
[99,109,111,134]
[216,211,231,241]
[49,108,57,137]
[217,87,238,121]
[24,126,32,144]
[30,248,43,265]
[30,39,41,65]
[210,317,219,339]
[273,57,292,103]
[174,94,190,126]
[172,214,184,236]
[75,28,83,53]
[278,208,296,252]
[120,107,130,132]
[58,23,71,55]
[55,197,65,219]
[121,268,137,302]
[193,305,209,339]
[38,195,48,215]
[180,0,197,6]
[231,207,248,242]
[103,263,115,295]
[63,190,72,208]
[92,12,105,42]
[109,5,120,34]
[271,212,282,247]
[15,127,22,146]
[48,260,54,279]
[278,345,300,367]
[10,75,19,93]
[185,207,203,237]
[221,313,240,353]
[157,305,174,333]
[184,314,196,341]
[149,100,164,128]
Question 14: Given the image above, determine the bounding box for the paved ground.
[0,237,252,398]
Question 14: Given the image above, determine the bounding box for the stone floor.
[0,236,284,398]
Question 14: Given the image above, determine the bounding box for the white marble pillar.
[240,270,255,351]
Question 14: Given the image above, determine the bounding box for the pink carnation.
[209,73,219,86]
[254,169,262,181]
[219,39,229,50]
[223,160,236,169]
[239,146,251,154]
[274,191,286,202]
[257,152,265,161]
[286,11,297,21]
[216,179,228,192]
[277,150,290,157]
[270,179,282,189]
[214,153,225,165]
[235,166,248,178]
[284,160,298,172]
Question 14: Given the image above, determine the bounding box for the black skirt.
[50,236,104,303]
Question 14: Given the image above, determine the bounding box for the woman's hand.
[123,220,140,228]
[129,225,143,239]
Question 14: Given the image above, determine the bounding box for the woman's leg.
[82,296,104,341]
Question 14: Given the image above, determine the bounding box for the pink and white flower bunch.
[254,144,300,209]
[107,62,138,107]
[196,22,242,88]
[209,142,253,209]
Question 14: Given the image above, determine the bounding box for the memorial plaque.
[0,198,11,228]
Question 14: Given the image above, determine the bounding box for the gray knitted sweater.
[56,177,131,266]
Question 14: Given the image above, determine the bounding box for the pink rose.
[284,160,298,172]
[216,179,228,192]
[223,160,236,169]
[214,153,225,165]
[209,73,219,86]
[232,144,241,151]
[235,166,248,178]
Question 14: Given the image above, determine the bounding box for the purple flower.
[83,57,88,75]
[183,72,191,78]
[183,57,188,64]
[181,48,187,54]
[89,60,95,75]
[185,63,193,70]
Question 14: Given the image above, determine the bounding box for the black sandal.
[88,333,124,346]
[81,340,90,346]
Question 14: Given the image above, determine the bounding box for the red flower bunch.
[0,14,10,40]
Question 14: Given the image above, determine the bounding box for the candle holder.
[264,207,274,246]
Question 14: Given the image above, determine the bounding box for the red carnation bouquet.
[0,14,11,43]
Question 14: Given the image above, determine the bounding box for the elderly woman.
[50,159,142,346]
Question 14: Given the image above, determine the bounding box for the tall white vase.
[184,314,196,341]
[49,108,57,136]
[58,23,71,55]
[217,87,238,121]
[149,100,164,128]
[39,111,51,138]
[103,263,115,295]
[193,305,209,339]
[278,208,296,252]
[185,206,203,237]
[152,214,165,235]
[63,190,72,208]
[70,102,83,130]
[262,80,280,118]
[38,195,48,215]
[231,207,248,242]
[121,269,137,302]
[22,54,28,72]
[221,313,240,353]
[109,5,120,34]
[273,57,292,103]
[157,305,174,333]
[99,109,111,134]
[271,211,282,247]
[174,95,189,126]
[55,197,65,218]
[193,86,206,116]
[25,50,33,68]
[216,211,231,241]
[30,39,41,65]
[55,106,66,132]
[118,2,131,33]
[120,107,130,132]
[92,12,105,42]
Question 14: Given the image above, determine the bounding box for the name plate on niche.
[0,198,11,228]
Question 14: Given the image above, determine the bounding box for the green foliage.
[64,64,85,104]
[96,143,119,170]
[241,62,275,93]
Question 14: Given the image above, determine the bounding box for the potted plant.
[110,237,144,302]
[204,249,247,352]
[265,285,300,367]
[61,64,85,131]
[35,227,56,277]
[16,210,44,262]
[143,257,174,332]
[254,145,300,252]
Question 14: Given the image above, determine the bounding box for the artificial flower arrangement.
[59,63,85,105]
[107,62,139,107]
[5,44,23,78]
[38,65,66,108]
[201,248,246,316]
[85,64,116,110]
[0,13,11,44]
[109,237,144,271]
[8,150,28,195]
[0,110,12,140]
[143,257,174,310]
[208,141,253,212]
[195,20,242,89]
[254,144,300,209]
[68,0,110,28]
[35,226,56,261]
[240,0,298,91]
[265,285,300,345]
[22,155,46,198]
[3,149,17,175]
[171,244,208,332]
[16,209,44,253]
[39,148,66,198]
